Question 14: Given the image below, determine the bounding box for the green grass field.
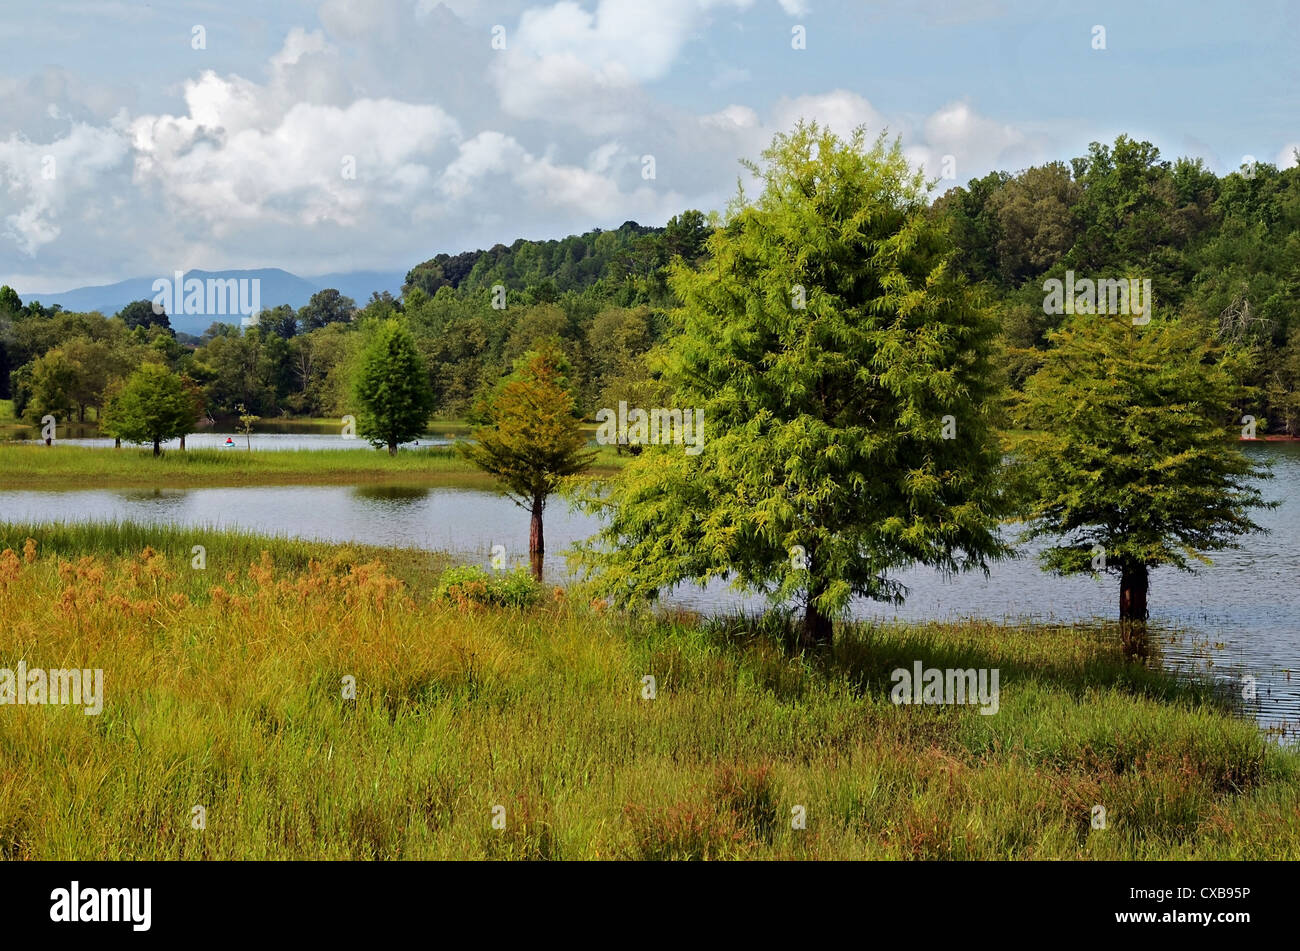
[0,523,1295,860]
[0,443,627,489]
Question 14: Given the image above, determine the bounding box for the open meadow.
[1,524,1295,860]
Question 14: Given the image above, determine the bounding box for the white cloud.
[768,90,890,142]
[439,130,683,225]
[492,0,755,133]
[0,0,1074,286]
[908,99,1032,186]
[1276,144,1299,170]
[0,121,130,254]
[270,28,332,70]
[131,96,460,229]
[512,0,751,83]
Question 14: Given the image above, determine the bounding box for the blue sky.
[2,0,1296,292]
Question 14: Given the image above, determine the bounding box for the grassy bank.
[0,443,626,489]
[0,524,1295,860]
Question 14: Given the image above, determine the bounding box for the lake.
[0,440,1295,738]
[21,433,453,452]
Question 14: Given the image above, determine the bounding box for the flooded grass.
[0,527,1295,859]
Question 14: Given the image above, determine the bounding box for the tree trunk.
[388,440,397,456]
[528,495,545,582]
[801,599,833,649]
[180,435,186,451]
[1119,564,1150,659]
[800,559,833,649]
[153,439,161,457]
[114,437,121,449]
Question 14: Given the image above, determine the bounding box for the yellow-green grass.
[0,400,23,440]
[0,521,450,597]
[0,525,1295,860]
[0,443,626,489]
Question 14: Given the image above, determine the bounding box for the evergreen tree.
[1012,312,1272,651]
[352,319,435,454]
[574,123,1010,646]
[460,348,595,580]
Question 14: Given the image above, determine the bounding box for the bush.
[433,564,542,609]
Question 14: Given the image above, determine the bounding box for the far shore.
[0,442,626,490]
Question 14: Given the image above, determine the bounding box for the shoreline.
[0,443,624,490]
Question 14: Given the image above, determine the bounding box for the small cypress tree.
[460,348,595,580]
[1012,312,1272,651]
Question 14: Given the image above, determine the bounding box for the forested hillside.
[936,136,1300,432]
[2,136,1297,433]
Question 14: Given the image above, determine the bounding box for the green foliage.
[100,363,200,454]
[352,319,435,453]
[20,349,79,424]
[403,218,699,304]
[459,348,595,507]
[190,330,277,417]
[259,304,299,339]
[236,403,260,450]
[1011,313,1272,597]
[432,564,543,608]
[0,285,22,317]
[574,123,1010,639]
[298,289,356,330]
[117,298,173,334]
[933,136,1300,432]
[7,132,1300,435]
[987,162,1081,284]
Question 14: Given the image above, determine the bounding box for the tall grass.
[0,522,449,597]
[0,528,1294,860]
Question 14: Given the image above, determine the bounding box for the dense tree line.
[934,136,1300,429]
[2,135,1298,433]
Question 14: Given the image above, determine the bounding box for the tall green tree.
[299,289,356,330]
[1011,312,1272,650]
[987,161,1081,284]
[100,363,200,456]
[117,299,173,334]
[21,349,79,424]
[0,285,21,318]
[574,123,1009,646]
[460,348,595,579]
[259,304,299,339]
[352,319,435,454]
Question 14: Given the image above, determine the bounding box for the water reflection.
[352,485,432,505]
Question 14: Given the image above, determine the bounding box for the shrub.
[433,564,542,609]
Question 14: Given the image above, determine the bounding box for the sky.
[1,0,1296,292]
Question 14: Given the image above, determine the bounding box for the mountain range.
[18,268,406,336]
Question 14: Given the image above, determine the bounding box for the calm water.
[23,433,452,451]
[0,442,1295,737]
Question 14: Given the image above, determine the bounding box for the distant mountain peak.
[17,268,406,335]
